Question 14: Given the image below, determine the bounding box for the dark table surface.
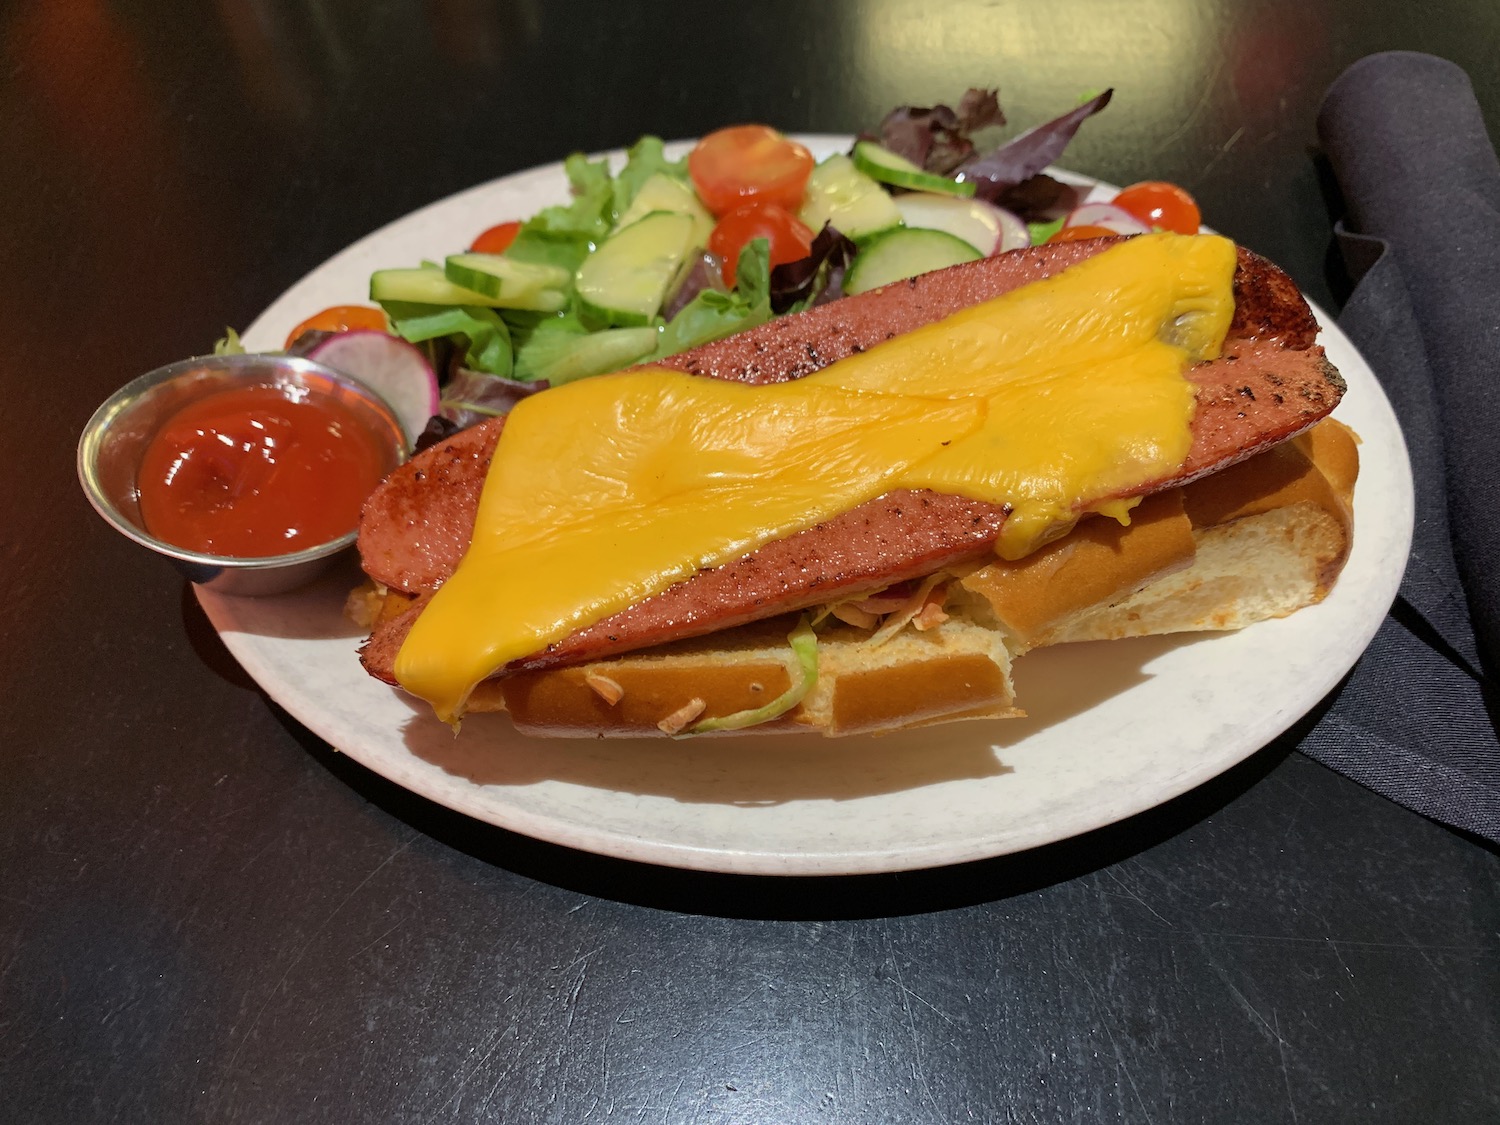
[5,2,1499,1121]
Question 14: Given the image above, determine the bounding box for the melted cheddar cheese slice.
[397,233,1238,721]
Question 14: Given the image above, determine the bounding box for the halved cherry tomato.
[1047,224,1119,243]
[283,305,388,348]
[470,220,521,254]
[1112,181,1201,234]
[689,125,814,216]
[708,202,814,287]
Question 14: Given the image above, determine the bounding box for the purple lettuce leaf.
[958,89,1112,201]
[954,87,1005,131]
[769,224,859,314]
[662,251,727,321]
[993,173,1088,222]
[874,104,958,169]
[869,87,1006,175]
[437,361,550,433]
[413,415,461,454]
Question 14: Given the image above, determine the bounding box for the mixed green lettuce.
[653,239,772,357]
[611,135,690,218]
[527,152,614,240]
[382,301,513,376]
[373,135,768,390]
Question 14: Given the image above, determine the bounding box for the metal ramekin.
[78,352,408,597]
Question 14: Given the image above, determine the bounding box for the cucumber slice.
[851,140,977,199]
[614,172,713,247]
[370,267,565,312]
[443,253,569,301]
[525,326,660,385]
[575,210,697,328]
[843,228,981,295]
[370,267,509,307]
[495,288,567,313]
[798,154,901,240]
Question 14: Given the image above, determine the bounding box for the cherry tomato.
[708,202,814,288]
[470,220,521,254]
[689,125,814,216]
[1047,224,1119,243]
[283,305,388,348]
[1111,181,1201,234]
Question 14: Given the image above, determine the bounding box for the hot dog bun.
[351,418,1356,737]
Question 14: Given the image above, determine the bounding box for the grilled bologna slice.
[357,238,1344,688]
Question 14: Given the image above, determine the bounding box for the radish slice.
[893,193,1030,255]
[1063,202,1151,236]
[305,330,438,445]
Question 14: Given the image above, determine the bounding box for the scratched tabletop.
[4,2,1499,1122]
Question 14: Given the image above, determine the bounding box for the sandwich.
[351,232,1353,735]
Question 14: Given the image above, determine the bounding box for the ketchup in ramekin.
[136,382,390,558]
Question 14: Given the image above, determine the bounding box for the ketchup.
[137,383,390,558]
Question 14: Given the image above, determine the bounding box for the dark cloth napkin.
[1302,52,1500,842]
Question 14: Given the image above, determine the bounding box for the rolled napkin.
[1304,52,1500,842]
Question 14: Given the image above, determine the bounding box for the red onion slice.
[1063,202,1152,235]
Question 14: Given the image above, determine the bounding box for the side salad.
[257,87,1204,447]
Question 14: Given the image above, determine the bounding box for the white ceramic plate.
[202,138,1414,875]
